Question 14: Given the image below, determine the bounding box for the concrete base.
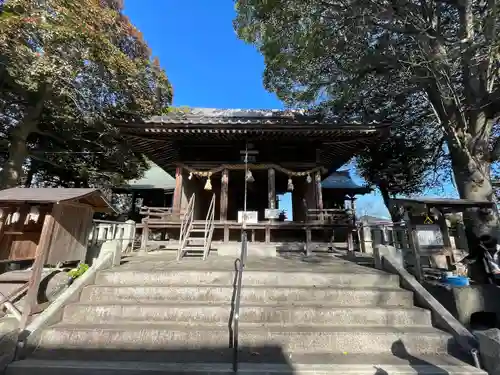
[424,283,500,327]
[476,329,500,375]
[373,245,404,270]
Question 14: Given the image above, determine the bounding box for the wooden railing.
[203,194,216,260]
[306,208,352,224]
[177,194,195,261]
[139,206,175,222]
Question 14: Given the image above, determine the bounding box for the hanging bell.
[306,174,312,183]
[204,176,212,191]
[287,177,294,191]
[246,169,254,183]
[188,172,193,180]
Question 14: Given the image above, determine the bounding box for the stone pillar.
[360,223,374,254]
[382,226,390,245]
[123,220,136,252]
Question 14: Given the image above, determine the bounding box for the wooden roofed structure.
[115,108,389,256]
[0,188,114,329]
[390,197,495,282]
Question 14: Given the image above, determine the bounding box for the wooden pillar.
[268,168,276,210]
[221,169,229,243]
[172,167,183,215]
[436,210,453,249]
[220,169,229,221]
[407,213,423,281]
[350,196,357,226]
[315,171,323,210]
[19,211,56,330]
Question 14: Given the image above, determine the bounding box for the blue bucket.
[442,275,469,287]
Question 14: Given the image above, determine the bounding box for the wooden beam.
[172,167,183,214]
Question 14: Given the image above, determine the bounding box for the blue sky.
[124,0,456,219]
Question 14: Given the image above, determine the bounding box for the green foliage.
[67,263,89,279]
[0,0,173,188]
[163,106,191,115]
[235,0,500,204]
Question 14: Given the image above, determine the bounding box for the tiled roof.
[135,108,382,127]
[322,171,371,193]
[119,162,176,191]
[115,108,390,174]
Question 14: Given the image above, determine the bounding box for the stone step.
[7,356,486,375]
[95,269,400,288]
[80,285,414,307]
[62,302,432,326]
[34,323,454,355]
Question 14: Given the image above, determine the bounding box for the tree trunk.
[449,145,497,237]
[0,94,46,189]
[0,123,34,189]
[24,160,35,188]
[379,183,401,222]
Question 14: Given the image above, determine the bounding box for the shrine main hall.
[116,108,389,252]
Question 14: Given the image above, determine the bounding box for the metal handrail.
[177,194,195,260]
[203,194,216,260]
[232,230,248,372]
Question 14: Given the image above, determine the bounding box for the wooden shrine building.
[116,108,388,251]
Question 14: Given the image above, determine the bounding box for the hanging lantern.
[306,174,312,183]
[287,177,294,191]
[188,172,193,180]
[246,169,254,183]
[204,174,212,190]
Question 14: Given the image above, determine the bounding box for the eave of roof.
[391,197,493,214]
[0,188,115,213]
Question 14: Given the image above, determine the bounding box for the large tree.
[356,88,449,219]
[0,0,172,188]
[235,0,500,235]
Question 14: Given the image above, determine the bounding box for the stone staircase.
[7,253,485,374]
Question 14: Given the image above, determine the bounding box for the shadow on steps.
[11,345,296,374]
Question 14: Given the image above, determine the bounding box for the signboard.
[238,211,258,224]
[240,149,259,163]
[415,224,443,248]
[265,209,280,219]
